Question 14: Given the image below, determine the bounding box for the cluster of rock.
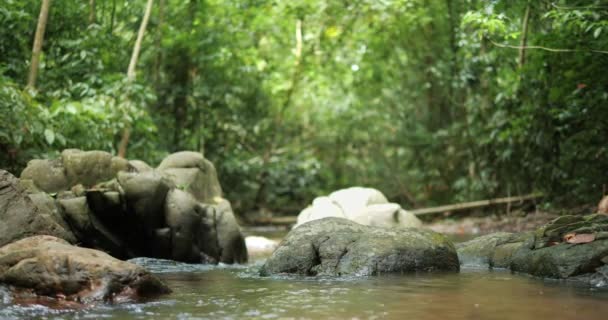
[261,217,459,276]
[0,149,251,304]
[8,149,247,264]
[457,214,608,287]
[296,187,422,229]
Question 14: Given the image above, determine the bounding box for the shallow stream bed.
[1,229,608,319]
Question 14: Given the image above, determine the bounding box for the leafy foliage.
[1,0,607,215]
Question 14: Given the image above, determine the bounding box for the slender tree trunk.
[118,0,154,158]
[89,0,96,24]
[27,0,52,90]
[154,0,165,89]
[518,2,531,68]
[253,19,304,213]
[109,0,116,34]
[127,0,154,81]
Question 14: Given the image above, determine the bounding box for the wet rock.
[458,214,608,287]
[260,217,458,276]
[0,236,170,304]
[510,214,608,279]
[456,232,529,268]
[0,170,75,246]
[214,199,248,264]
[295,187,422,228]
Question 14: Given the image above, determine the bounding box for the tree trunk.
[154,0,165,89]
[27,0,52,90]
[118,0,154,158]
[518,2,531,68]
[127,0,154,81]
[89,0,96,25]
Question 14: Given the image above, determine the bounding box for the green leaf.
[44,128,55,145]
[594,27,602,39]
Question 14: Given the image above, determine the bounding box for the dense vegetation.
[1,0,607,216]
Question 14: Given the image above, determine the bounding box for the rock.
[118,171,172,230]
[0,235,170,304]
[61,149,116,187]
[510,214,608,279]
[296,196,345,225]
[350,204,423,229]
[129,160,153,173]
[27,192,73,232]
[20,159,68,193]
[157,151,223,203]
[157,151,206,170]
[295,187,422,228]
[111,156,130,175]
[164,189,218,263]
[260,218,459,276]
[458,214,608,287]
[0,170,76,247]
[246,236,279,254]
[329,187,388,214]
[598,195,608,214]
[57,196,129,258]
[214,199,248,264]
[9,151,249,265]
[456,232,528,268]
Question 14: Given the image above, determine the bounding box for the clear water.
[1,230,608,319]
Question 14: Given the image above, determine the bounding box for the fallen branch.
[410,193,544,216]
[489,40,608,55]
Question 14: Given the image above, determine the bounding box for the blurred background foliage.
[1,0,607,217]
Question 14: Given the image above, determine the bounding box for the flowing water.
[1,230,608,320]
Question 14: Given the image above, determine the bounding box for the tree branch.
[489,40,608,55]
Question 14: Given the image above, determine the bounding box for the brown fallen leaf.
[563,233,596,244]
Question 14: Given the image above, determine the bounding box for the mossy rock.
[260,217,459,276]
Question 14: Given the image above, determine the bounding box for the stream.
[1,230,608,319]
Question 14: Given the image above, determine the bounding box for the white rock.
[295,187,422,229]
[245,236,279,253]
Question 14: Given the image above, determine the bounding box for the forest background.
[1,0,607,218]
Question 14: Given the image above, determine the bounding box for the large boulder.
[157,151,222,203]
[0,235,170,304]
[20,150,131,193]
[456,214,608,287]
[260,217,459,276]
[20,159,68,193]
[510,214,608,280]
[62,149,128,187]
[295,187,422,228]
[0,170,76,246]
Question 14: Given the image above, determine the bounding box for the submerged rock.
[260,217,459,276]
[456,214,608,287]
[0,236,170,304]
[296,187,422,229]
